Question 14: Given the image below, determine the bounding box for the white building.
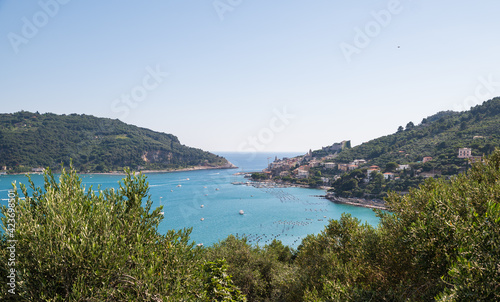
[309,160,320,168]
[383,172,394,180]
[366,168,380,180]
[321,177,330,184]
[297,169,309,179]
[397,164,410,171]
[458,148,472,158]
[324,162,337,169]
[352,159,367,165]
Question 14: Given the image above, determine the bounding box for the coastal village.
[250,141,485,209]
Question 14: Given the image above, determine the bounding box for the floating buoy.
[239,210,244,215]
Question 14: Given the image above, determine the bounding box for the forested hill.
[333,97,500,173]
[0,111,232,173]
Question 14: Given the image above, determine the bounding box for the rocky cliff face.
[141,150,173,163]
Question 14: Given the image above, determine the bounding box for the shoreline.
[246,179,388,210]
[1,163,238,176]
[127,164,238,175]
[325,194,387,210]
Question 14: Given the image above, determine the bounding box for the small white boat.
[200,205,204,208]
[186,178,190,180]
[239,210,244,215]
[177,184,182,187]
[170,190,173,192]
[197,243,203,247]
[159,197,164,215]
[200,218,204,221]
[215,188,219,191]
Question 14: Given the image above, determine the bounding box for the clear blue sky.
[1,0,500,152]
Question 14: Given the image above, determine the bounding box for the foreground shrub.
[0,167,207,301]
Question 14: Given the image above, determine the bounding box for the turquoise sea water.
[0,152,380,248]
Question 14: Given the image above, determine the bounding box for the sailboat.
[159,197,164,215]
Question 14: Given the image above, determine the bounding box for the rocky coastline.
[325,193,387,210]
[243,178,388,210]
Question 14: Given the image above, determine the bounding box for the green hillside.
[0,111,232,173]
[334,97,500,173]
[258,97,500,198]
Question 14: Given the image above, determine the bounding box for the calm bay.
[0,152,379,248]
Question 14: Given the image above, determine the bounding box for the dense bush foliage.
[2,149,500,300]
[0,111,229,172]
[213,150,500,301]
[0,167,212,300]
[204,236,300,301]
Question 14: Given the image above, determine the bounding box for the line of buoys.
[258,187,301,203]
[273,220,312,226]
[304,208,328,212]
[238,233,305,247]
